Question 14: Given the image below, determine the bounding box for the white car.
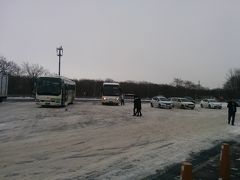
[200,99,222,109]
[150,96,173,109]
[170,97,195,109]
[235,99,240,107]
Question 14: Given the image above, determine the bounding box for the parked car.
[150,96,173,109]
[200,99,222,109]
[170,97,195,109]
[184,96,196,103]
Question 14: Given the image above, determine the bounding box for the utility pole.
[56,46,63,76]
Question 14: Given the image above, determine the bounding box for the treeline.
[8,75,234,100]
[1,56,240,99]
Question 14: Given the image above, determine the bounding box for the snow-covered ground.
[0,101,239,180]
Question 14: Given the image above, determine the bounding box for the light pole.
[56,46,63,76]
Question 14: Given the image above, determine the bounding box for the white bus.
[102,82,122,105]
[36,76,76,107]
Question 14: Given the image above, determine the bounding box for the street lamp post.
[56,46,63,76]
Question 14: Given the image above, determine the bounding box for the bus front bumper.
[36,98,62,106]
[102,97,120,105]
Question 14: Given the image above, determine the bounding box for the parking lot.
[0,101,239,179]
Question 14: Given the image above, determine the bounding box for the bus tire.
[61,100,66,107]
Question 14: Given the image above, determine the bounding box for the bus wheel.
[61,100,66,107]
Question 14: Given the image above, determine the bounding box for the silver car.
[200,99,222,109]
[150,96,173,109]
[235,99,240,107]
[170,97,195,110]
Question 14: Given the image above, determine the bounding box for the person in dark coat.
[136,96,142,116]
[227,98,238,125]
[121,94,125,106]
[133,95,138,116]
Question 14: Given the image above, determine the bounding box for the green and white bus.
[36,76,76,107]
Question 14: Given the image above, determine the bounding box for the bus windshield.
[103,85,120,96]
[37,77,62,96]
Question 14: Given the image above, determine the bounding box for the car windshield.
[159,97,168,101]
[185,97,193,101]
[180,98,190,102]
[208,99,216,102]
[37,77,62,96]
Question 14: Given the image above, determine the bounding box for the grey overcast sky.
[1,0,240,88]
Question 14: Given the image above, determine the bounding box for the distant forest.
[1,56,240,99]
[7,76,235,100]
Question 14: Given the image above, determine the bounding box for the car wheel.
[181,105,184,109]
[208,104,211,108]
[150,103,153,107]
[200,104,203,108]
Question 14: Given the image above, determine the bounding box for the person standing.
[121,94,125,106]
[136,96,142,116]
[227,98,238,125]
[133,95,137,116]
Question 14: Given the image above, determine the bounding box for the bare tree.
[104,78,115,82]
[171,78,206,91]
[0,56,21,76]
[172,78,184,87]
[21,62,49,78]
[224,68,240,97]
[184,80,196,89]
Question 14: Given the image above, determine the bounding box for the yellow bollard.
[219,143,230,180]
[180,161,193,180]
